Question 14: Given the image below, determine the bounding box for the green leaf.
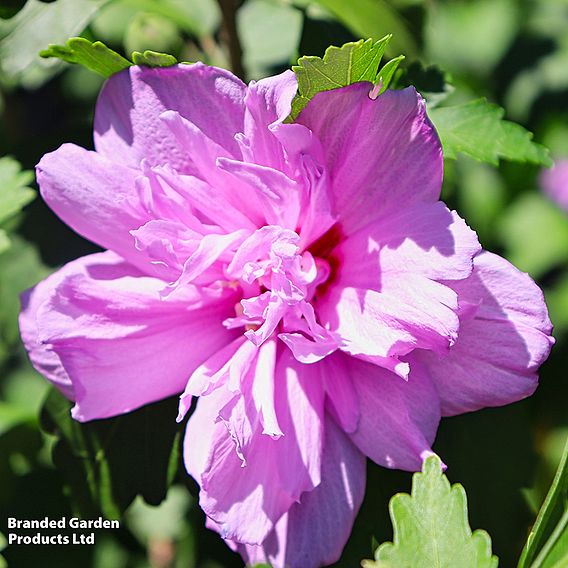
[41,37,180,77]
[40,37,131,78]
[131,49,178,68]
[428,99,552,166]
[0,0,108,88]
[289,37,398,120]
[40,388,183,518]
[375,54,404,95]
[0,156,35,226]
[518,435,568,568]
[362,456,498,568]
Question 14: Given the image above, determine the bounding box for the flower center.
[223,225,339,362]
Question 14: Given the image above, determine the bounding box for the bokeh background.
[0,0,567,566]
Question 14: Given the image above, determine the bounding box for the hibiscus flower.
[20,63,554,568]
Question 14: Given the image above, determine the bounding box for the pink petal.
[318,284,459,372]
[332,202,481,289]
[217,158,301,229]
[163,229,250,293]
[154,166,260,232]
[297,85,443,234]
[235,415,366,568]
[36,144,149,270]
[185,390,296,544]
[33,251,238,421]
[416,252,555,416]
[184,347,324,545]
[130,218,200,281]
[158,113,262,229]
[316,203,481,371]
[346,353,441,471]
[177,337,258,420]
[19,261,87,401]
[320,354,359,434]
[94,63,246,171]
[241,70,298,170]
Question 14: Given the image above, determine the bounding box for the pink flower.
[541,158,568,211]
[20,64,553,567]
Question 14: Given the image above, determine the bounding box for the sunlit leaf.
[131,49,178,67]
[40,37,131,78]
[429,99,552,166]
[289,37,397,119]
[362,456,498,568]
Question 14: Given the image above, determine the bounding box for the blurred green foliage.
[0,0,567,567]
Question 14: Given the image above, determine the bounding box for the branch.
[216,0,245,80]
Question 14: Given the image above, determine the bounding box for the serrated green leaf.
[40,37,131,78]
[518,436,568,568]
[363,456,498,568]
[375,54,404,95]
[429,99,552,166]
[0,156,35,226]
[289,37,399,120]
[131,49,177,68]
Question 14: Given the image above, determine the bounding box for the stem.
[216,0,245,80]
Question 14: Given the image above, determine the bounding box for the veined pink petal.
[36,145,148,270]
[185,387,295,545]
[234,416,366,568]
[130,219,200,281]
[94,63,246,171]
[416,252,554,415]
[163,229,250,293]
[154,166,260,232]
[177,337,257,420]
[241,70,298,170]
[185,347,324,544]
[32,251,238,422]
[217,158,302,229]
[298,84,443,234]
[320,354,359,434]
[347,354,441,471]
[318,284,459,373]
[332,202,481,289]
